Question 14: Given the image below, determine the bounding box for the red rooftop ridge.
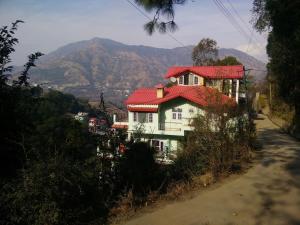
[125,85,236,111]
[164,65,244,79]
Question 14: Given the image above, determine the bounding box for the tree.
[192,38,218,66]
[252,0,300,131]
[134,0,187,35]
[0,20,24,85]
[215,56,242,66]
[0,21,104,225]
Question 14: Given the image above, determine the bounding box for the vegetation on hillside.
[252,0,300,134]
[1,21,256,224]
[192,38,243,66]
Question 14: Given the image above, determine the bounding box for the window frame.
[133,112,137,122]
[148,113,153,123]
[172,108,182,120]
[179,76,183,85]
[194,76,199,85]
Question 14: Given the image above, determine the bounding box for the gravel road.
[124,115,300,225]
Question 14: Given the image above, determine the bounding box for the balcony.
[158,122,181,131]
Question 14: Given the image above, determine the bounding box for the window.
[194,76,199,85]
[189,108,194,113]
[184,74,189,85]
[172,108,182,120]
[178,113,182,120]
[148,113,153,123]
[179,76,183,84]
[172,112,177,119]
[134,112,153,123]
[133,112,137,122]
[138,113,147,123]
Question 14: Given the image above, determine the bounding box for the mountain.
[27,38,266,103]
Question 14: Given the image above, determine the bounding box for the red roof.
[125,86,235,108]
[164,65,244,79]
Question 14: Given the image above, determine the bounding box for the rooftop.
[164,65,244,79]
[125,85,236,108]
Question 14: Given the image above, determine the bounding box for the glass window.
[172,112,177,119]
[184,74,189,85]
[178,113,182,120]
[179,76,183,84]
[172,108,182,120]
[133,112,137,122]
[148,113,153,122]
[138,112,147,123]
[194,76,199,85]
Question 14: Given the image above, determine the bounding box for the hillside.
[27,38,266,102]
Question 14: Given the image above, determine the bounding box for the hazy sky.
[0,0,268,65]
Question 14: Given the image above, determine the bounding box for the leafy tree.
[252,0,300,130]
[134,0,187,35]
[192,38,218,66]
[0,21,104,225]
[15,52,44,86]
[0,20,24,85]
[215,56,242,66]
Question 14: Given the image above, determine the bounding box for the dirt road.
[124,115,300,225]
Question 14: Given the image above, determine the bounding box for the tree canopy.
[134,0,187,35]
[252,0,300,130]
[192,38,218,66]
[0,21,104,225]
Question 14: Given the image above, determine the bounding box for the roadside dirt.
[123,114,300,225]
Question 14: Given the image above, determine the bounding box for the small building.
[88,117,109,134]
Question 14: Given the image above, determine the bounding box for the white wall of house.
[176,73,204,86]
[127,98,205,138]
[174,72,241,103]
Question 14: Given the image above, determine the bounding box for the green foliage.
[120,142,157,196]
[0,21,104,225]
[0,20,24,85]
[215,56,242,66]
[174,100,254,179]
[192,38,218,66]
[135,0,186,35]
[15,52,44,86]
[252,0,300,131]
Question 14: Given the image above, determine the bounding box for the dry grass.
[108,171,220,224]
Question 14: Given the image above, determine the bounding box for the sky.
[0,0,268,65]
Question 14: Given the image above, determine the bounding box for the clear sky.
[0,0,268,65]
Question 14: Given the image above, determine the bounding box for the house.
[116,65,245,155]
[164,65,244,103]
[88,116,109,134]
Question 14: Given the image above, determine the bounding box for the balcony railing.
[158,122,181,131]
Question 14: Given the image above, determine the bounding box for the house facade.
[117,65,244,155]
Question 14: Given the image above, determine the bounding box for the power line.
[213,0,264,53]
[213,0,249,41]
[124,0,186,47]
[226,0,264,50]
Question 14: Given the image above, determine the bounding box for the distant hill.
[26,38,266,103]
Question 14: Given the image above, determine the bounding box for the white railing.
[158,122,181,131]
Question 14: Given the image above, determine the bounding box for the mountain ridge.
[28,37,266,102]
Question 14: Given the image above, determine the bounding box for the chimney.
[155,84,164,98]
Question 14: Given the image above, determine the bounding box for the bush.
[174,102,254,180]
[119,142,158,200]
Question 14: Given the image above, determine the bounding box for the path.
[124,115,300,225]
